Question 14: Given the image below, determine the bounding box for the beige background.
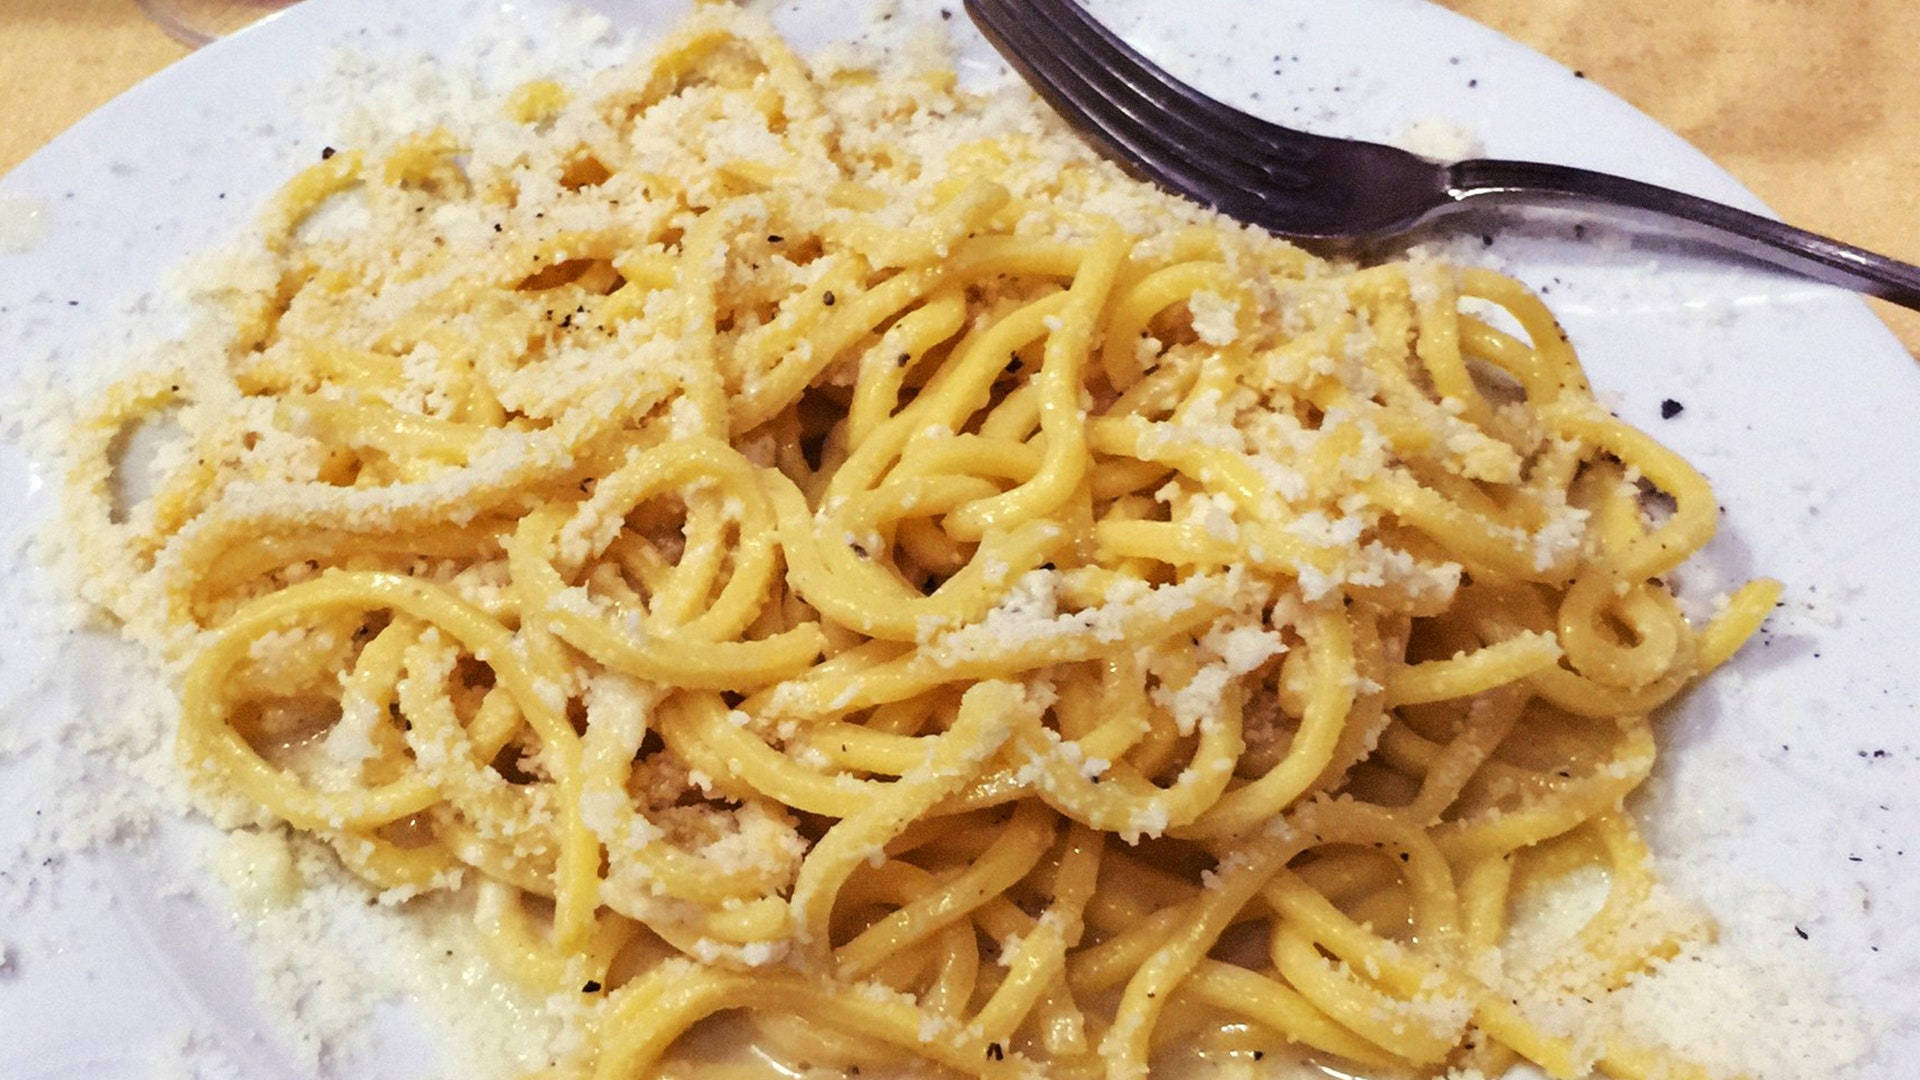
[3,0,1916,356]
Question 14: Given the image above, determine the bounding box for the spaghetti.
[65,8,1779,1079]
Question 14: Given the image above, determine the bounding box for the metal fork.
[964,0,1920,310]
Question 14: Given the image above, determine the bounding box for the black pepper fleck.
[823,291,836,306]
[321,145,336,160]
[1660,398,1684,419]
[1794,925,1809,940]
[581,980,602,993]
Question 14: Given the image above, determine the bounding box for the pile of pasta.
[66,8,1778,1080]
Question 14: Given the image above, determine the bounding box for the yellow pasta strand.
[61,9,1780,1080]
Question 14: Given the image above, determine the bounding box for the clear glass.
[134,0,300,47]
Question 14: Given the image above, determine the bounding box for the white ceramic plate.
[1,1,1915,1076]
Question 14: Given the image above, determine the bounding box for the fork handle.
[1447,159,1920,311]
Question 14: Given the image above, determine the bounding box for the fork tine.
[1007,0,1305,181]
[965,0,1277,211]
[1016,0,1325,165]
[964,0,1211,190]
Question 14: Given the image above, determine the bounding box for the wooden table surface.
[3,0,1916,355]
